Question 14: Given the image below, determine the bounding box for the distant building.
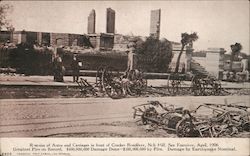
[87,9,96,34]
[150,9,161,39]
[0,30,89,47]
[106,8,115,34]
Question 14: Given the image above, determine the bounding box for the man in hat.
[71,55,80,82]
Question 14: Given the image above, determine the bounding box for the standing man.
[53,55,64,82]
[71,55,80,82]
[126,40,137,72]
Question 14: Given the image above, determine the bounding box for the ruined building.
[87,9,96,34]
[150,9,161,39]
[87,8,115,50]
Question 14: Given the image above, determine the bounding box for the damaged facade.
[87,8,115,50]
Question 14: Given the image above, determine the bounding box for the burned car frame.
[132,100,250,137]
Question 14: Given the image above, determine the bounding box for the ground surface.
[0,75,249,137]
[1,75,250,99]
[0,96,249,137]
[1,74,250,89]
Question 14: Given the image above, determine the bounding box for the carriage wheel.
[206,80,215,95]
[126,70,147,96]
[96,66,104,91]
[176,118,199,137]
[191,78,202,96]
[101,67,125,99]
[213,82,222,95]
[127,79,147,96]
[127,81,139,96]
[201,81,209,95]
[141,106,158,125]
[167,75,181,95]
[126,70,139,96]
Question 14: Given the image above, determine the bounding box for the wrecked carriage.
[132,100,250,137]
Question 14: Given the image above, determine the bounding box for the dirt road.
[0,96,249,137]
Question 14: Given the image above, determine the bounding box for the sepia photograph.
[0,0,249,155]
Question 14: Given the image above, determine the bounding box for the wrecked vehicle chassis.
[133,101,250,137]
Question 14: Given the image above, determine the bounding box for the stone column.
[37,32,42,45]
[95,34,101,50]
[106,8,115,33]
[87,9,96,34]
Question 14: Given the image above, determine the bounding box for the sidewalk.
[0,75,250,89]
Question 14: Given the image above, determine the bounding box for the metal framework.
[76,68,226,98]
[191,75,222,96]
[76,66,147,99]
[167,73,186,95]
[133,100,249,137]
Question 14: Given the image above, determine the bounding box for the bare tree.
[0,2,12,30]
[175,32,198,73]
[229,42,242,72]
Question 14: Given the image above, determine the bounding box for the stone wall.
[50,33,70,46]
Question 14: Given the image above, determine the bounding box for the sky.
[3,0,250,54]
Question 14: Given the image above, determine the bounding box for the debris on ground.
[133,99,250,137]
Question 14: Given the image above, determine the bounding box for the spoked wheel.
[192,82,202,96]
[141,107,158,125]
[200,80,209,95]
[101,67,125,99]
[126,70,147,96]
[191,78,203,96]
[176,118,200,137]
[127,81,140,96]
[212,81,222,95]
[96,66,104,91]
[167,74,181,95]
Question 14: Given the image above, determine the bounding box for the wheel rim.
[176,118,199,137]
[101,67,124,99]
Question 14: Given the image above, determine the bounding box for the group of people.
[53,54,80,82]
